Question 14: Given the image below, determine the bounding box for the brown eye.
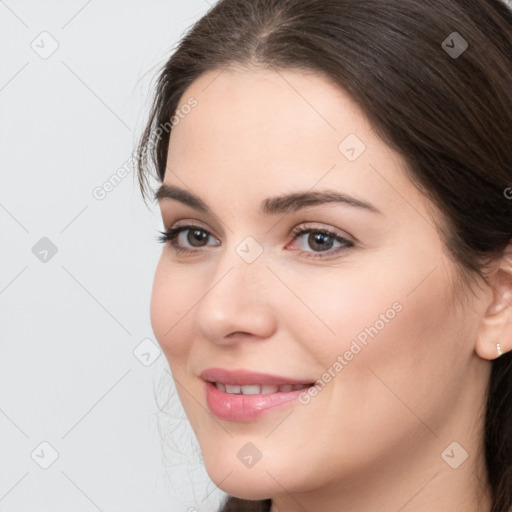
[289,226,354,260]
[185,228,209,247]
[157,224,220,254]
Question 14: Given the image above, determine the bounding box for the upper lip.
[200,368,314,386]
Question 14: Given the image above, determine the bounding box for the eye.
[157,224,219,255]
[287,225,354,259]
[157,223,354,259]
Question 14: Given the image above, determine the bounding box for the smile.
[199,368,316,421]
[213,382,311,394]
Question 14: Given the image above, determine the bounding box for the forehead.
[170,66,367,158]
[164,67,433,226]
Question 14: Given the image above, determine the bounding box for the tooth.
[225,384,241,394]
[240,385,261,395]
[217,382,309,394]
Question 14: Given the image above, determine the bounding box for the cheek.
[150,257,194,359]
[272,260,407,367]
[286,252,461,407]
[329,263,463,435]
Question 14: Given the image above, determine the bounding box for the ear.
[475,240,512,361]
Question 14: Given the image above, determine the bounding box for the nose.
[194,249,277,346]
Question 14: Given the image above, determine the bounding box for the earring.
[497,343,503,357]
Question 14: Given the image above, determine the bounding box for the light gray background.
[0,1,225,511]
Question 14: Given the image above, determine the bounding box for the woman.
[135,1,512,510]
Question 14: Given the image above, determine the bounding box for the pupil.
[188,229,208,247]
[309,232,332,251]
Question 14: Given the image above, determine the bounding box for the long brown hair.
[135,1,512,510]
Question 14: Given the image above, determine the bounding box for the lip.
[200,368,314,422]
[199,367,313,386]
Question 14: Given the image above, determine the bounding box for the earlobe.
[475,240,512,361]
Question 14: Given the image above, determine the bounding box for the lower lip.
[204,381,310,422]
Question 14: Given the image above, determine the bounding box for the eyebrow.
[154,184,382,216]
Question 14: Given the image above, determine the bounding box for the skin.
[150,66,512,511]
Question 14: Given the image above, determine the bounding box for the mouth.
[199,368,316,421]
[210,382,313,394]
[199,367,315,389]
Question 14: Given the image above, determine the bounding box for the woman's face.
[150,67,491,504]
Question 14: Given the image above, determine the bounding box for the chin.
[203,457,281,501]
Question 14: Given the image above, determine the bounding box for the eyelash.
[156,224,354,260]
